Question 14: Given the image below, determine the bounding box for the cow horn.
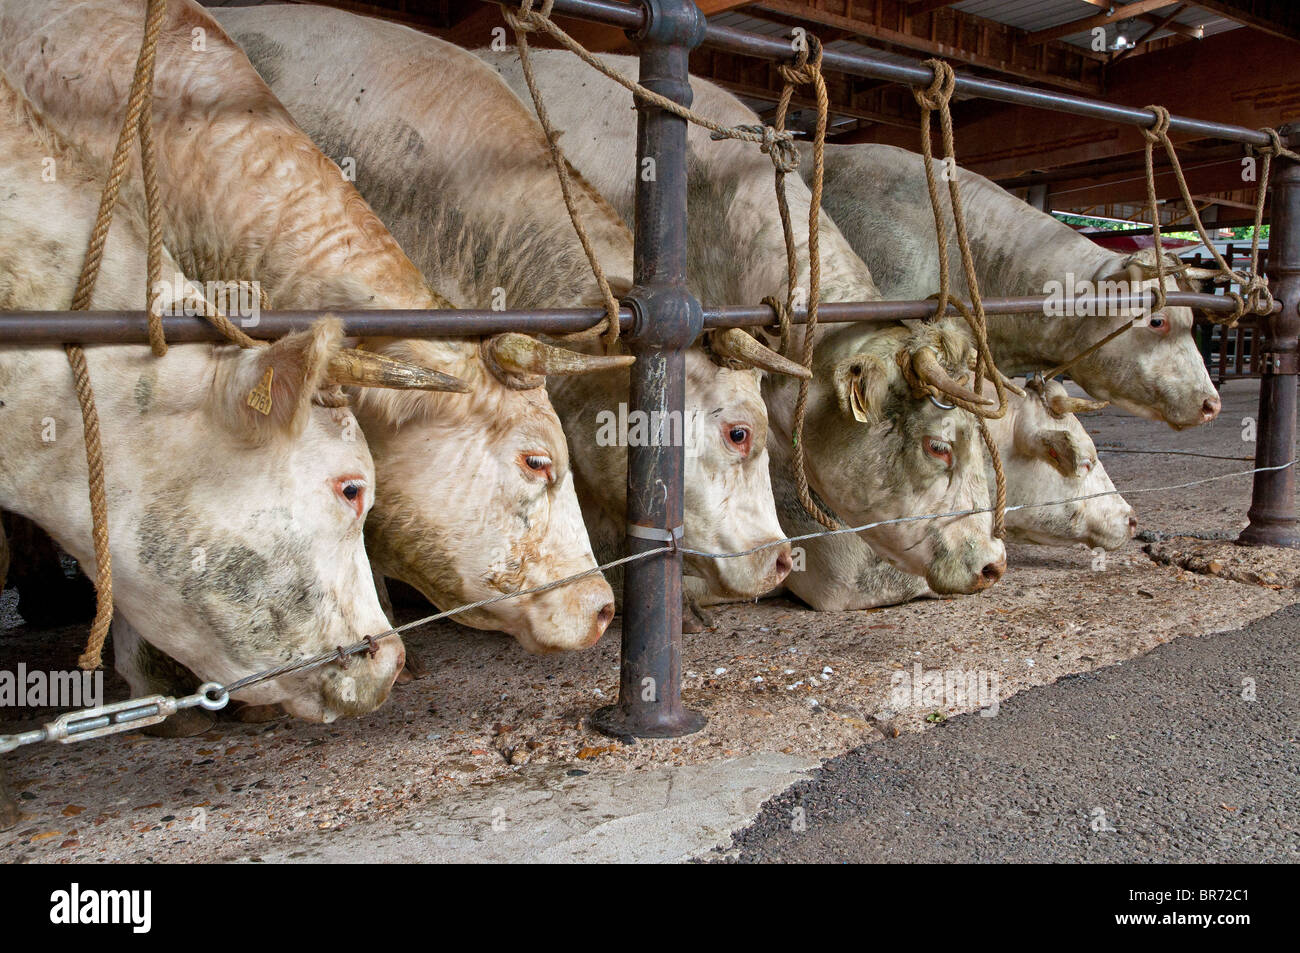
[1182,266,1224,281]
[328,348,470,392]
[1047,392,1109,416]
[486,332,635,377]
[997,371,1026,398]
[710,328,812,379]
[912,348,994,406]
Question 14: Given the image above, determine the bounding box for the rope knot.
[777,34,823,87]
[912,59,956,112]
[501,0,553,33]
[1141,104,1172,143]
[761,293,793,357]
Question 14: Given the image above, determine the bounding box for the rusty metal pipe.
[504,0,1275,148]
[588,0,707,739]
[1240,126,1300,548]
[0,292,1268,344]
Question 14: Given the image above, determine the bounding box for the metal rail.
[0,292,1269,343]
[538,0,1276,146]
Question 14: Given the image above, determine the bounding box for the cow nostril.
[981,561,1005,584]
[775,550,793,577]
[1128,514,1138,534]
[596,602,615,632]
[1202,395,1222,420]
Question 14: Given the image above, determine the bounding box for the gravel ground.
[717,601,1300,863]
[0,378,1296,862]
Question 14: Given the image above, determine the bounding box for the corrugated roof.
[951,1,1241,51]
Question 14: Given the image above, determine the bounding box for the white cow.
[0,73,412,824]
[0,0,623,652]
[480,50,1007,595]
[814,142,1221,430]
[773,376,1136,609]
[213,4,801,608]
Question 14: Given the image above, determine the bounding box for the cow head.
[122,319,409,721]
[999,378,1136,550]
[1068,250,1220,430]
[682,331,808,605]
[352,334,626,654]
[791,320,1006,594]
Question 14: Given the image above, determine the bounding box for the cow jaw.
[682,360,792,605]
[354,350,614,653]
[997,378,1136,551]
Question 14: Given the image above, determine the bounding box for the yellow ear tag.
[849,376,870,423]
[247,366,274,416]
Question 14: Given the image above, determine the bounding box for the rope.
[500,2,799,159]
[497,1,837,527]
[66,0,170,670]
[66,0,262,671]
[501,0,621,352]
[1042,113,1295,384]
[1140,106,1291,326]
[768,36,840,531]
[910,59,1009,537]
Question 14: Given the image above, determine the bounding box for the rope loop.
[911,59,956,113]
[1141,104,1172,143]
[776,33,823,88]
[1253,126,1300,162]
[761,293,792,357]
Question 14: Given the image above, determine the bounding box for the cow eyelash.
[521,453,555,482]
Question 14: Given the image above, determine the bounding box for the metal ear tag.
[247,365,274,416]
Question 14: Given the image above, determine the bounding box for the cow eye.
[724,424,752,456]
[1147,315,1168,332]
[333,476,367,517]
[924,436,953,468]
[519,452,554,483]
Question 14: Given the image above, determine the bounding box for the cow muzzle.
[925,534,1007,595]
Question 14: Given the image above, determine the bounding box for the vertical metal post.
[1241,125,1300,548]
[590,0,707,738]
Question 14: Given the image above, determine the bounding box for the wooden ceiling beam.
[1025,0,1183,48]
[750,1,1104,94]
[1187,0,1300,43]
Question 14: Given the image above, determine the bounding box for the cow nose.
[774,548,793,580]
[585,601,615,647]
[1201,393,1222,421]
[977,559,1005,589]
[1128,514,1138,535]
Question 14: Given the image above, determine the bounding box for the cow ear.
[1038,429,1091,478]
[216,318,343,444]
[833,354,890,424]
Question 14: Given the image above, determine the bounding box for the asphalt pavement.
[720,603,1299,862]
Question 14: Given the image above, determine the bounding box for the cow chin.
[1086,502,1138,551]
[685,541,792,606]
[279,639,405,723]
[923,532,1007,595]
[496,575,616,653]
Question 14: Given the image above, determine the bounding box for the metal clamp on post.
[620,284,704,351]
[628,0,707,55]
[627,522,684,552]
